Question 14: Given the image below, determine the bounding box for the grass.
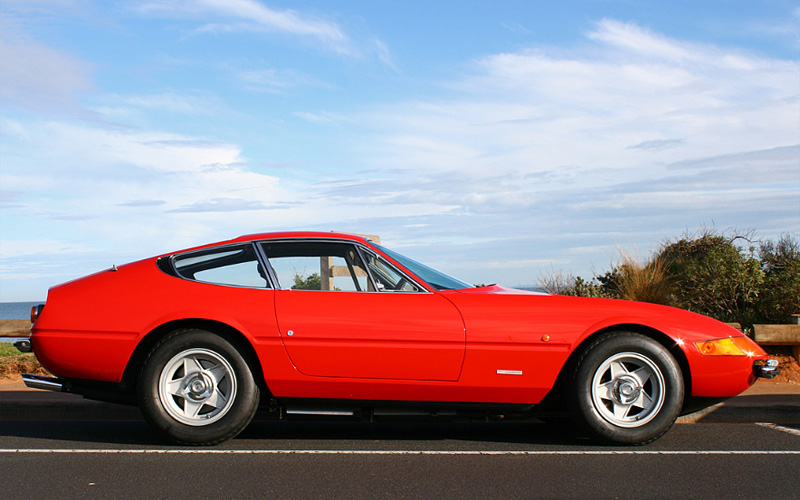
[614,251,674,305]
[0,341,47,378]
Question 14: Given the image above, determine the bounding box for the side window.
[173,245,269,288]
[260,241,369,292]
[361,250,420,292]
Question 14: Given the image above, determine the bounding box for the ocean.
[0,302,44,320]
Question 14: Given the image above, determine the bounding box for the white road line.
[756,422,800,437]
[0,449,799,455]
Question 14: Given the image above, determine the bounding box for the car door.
[261,240,466,381]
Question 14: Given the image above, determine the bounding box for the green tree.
[658,231,764,327]
[756,235,800,324]
[292,272,321,290]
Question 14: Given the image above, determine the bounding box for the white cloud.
[294,110,351,124]
[0,238,97,261]
[0,34,93,113]
[113,92,223,114]
[319,19,799,285]
[1,16,798,298]
[85,91,232,125]
[0,119,289,237]
[136,0,352,55]
[356,19,798,175]
[627,138,687,152]
[236,68,315,93]
[462,258,566,269]
[0,114,467,297]
[168,198,292,213]
[588,19,696,61]
[118,200,167,207]
[373,38,398,71]
[1,120,242,174]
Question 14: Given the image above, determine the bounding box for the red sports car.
[22,231,778,445]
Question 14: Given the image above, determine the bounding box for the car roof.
[164,231,372,256]
[232,231,370,244]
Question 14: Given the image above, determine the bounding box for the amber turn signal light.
[694,337,756,356]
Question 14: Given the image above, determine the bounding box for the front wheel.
[138,329,260,445]
[571,332,684,445]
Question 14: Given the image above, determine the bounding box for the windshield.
[371,243,473,291]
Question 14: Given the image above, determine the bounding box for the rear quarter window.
[171,244,269,288]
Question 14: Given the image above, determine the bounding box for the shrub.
[756,235,800,324]
[595,251,673,305]
[292,272,321,290]
[537,229,799,331]
[657,230,764,327]
[538,269,613,298]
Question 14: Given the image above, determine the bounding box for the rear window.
[171,244,269,288]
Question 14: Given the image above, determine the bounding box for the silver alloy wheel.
[590,352,665,428]
[158,348,238,426]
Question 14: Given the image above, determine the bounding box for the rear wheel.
[571,332,683,445]
[138,329,259,445]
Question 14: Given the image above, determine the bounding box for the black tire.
[137,329,260,445]
[570,332,683,445]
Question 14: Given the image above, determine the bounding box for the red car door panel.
[274,290,466,381]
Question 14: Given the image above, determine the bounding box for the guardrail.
[0,320,30,338]
[753,315,800,361]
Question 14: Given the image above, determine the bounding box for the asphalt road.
[2,419,799,499]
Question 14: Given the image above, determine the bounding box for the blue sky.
[1,0,799,301]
